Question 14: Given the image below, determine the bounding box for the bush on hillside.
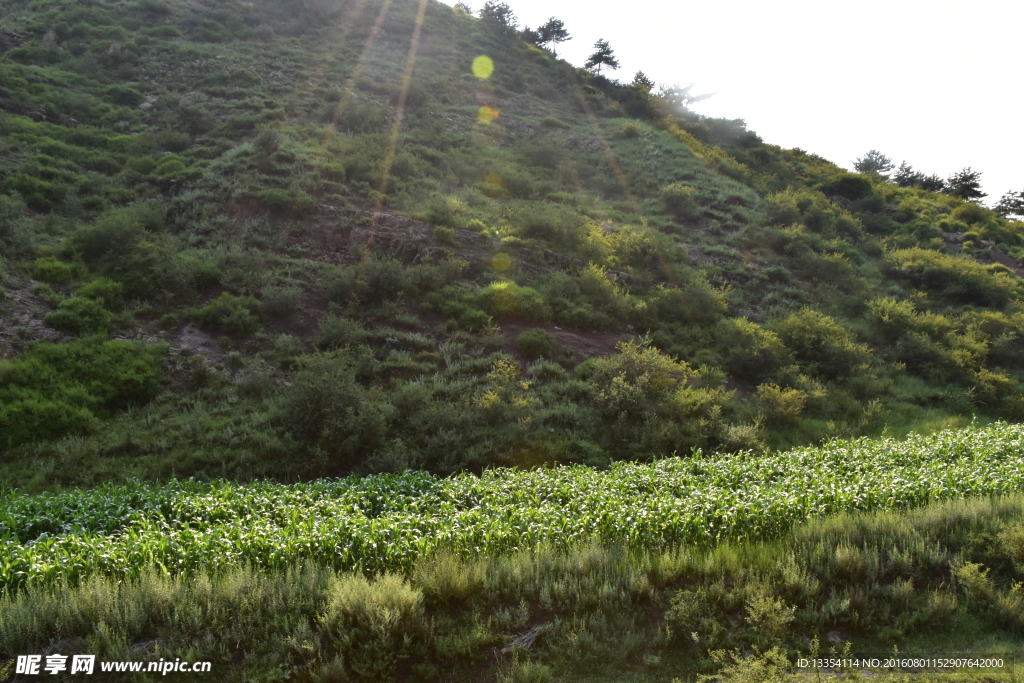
[76,277,124,309]
[477,281,550,321]
[32,257,87,284]
[517,328,557,360]
[193,293,262,335]
[0,337,165,447]
[716,318,792,383]
[278,351,388,466]
[818,172,875,201]
[885,248,1018,308]
[313,314,367,350]
[769,309,871,381]
[67,203,174,298]
[44,296,111,334]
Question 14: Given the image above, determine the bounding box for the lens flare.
[477,106,499,124]
[472,55,494,79]
[491,253,512,271]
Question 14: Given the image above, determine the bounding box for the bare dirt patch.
[493,317,623,365]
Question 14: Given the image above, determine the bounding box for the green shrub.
[261,285,303,321]
[198,68,262,88]
[616,121,644,138]
[0,193,33,256]
[144,24,182,37]
[765,188,862,239]
[7,172,68,211]
[769,309,871,381]
[104,85,144,107]
[44,296,111,334]
[68,204,173,298]
[425,284,491,331]
[477,281,550,321]
[32,257,87,284]
[361,257,407,306]
[313,314,367,350]
[319,573,427,679]
[510,204,588,250]
[76,277,123,309]
[886,248,1018,307]
[33,282,63,307]
[433,225,459,246]
[194,293,262,335]
[716,318,792,383]
[755,384,807,425]
[661,182,700,219]
[818,172,874,201]
[539,116,569,129]
[0,337,165,447]
[517,328,557,360]
[278,351,388,463]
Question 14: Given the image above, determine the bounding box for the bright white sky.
[450,0,1023,205]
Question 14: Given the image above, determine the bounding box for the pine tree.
[853,150,894,178]
[538,17,570,56]
[479,1,516,30]
[995,190,1024,219]
[946,167,986,201]
[632,71,655,92]
[584,38,619,74]
[893,161,921,188]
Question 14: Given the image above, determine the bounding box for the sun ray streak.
[348,0,428,306]
[323,0,395,144]
[376,0,429,203]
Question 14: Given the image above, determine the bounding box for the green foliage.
[261,285,303,321]
[755,384,807,425]
[765,187,862,238]
[584,38,619,74]
[32,257,87,284]
[661,182,700,219]
[538,266,629,330]
[853,149,894,177]
[516,328,557,360]
[424,284,491,331]
[76,277,124,309]
[0,194,33,256]
[320,573,427,679]
[44,296,111,334]
[0,337,165,448]
[433,224,459,246]
[313,313,367,350]
[477,281,550,321]
[8,494,1024,681]
[278,351,387,465]
[7,424,1024,594]
[946,167,986,201]
[67,204,173,298]
[886,248,1018,307]
[716,318,791,384]
[538,116,569,130]
[193,292,262,335]
[769,309,871,381]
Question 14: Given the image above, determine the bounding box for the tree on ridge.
[585,38,619,74]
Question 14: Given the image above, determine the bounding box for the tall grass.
[4,495,1024,681]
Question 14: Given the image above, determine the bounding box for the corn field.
[3,422,1024,594]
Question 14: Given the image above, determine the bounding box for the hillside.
[2,0,1024,490]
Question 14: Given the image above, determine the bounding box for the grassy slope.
[2,0,1024,489]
